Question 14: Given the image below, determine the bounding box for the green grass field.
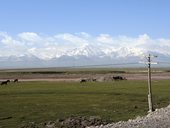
[0,80,170,128]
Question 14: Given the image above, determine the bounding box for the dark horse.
[14,79,18,83]
[112,76,126,80]
[80,79,87,83]
[1,80,10,85]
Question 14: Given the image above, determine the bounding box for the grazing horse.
[80,79,87,83]
[92,78,97,82]
[1,80,10,85]
[112,76,126,80]
[6,80,10,83]
[14,79,18,83]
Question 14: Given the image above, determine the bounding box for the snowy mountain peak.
[66,45,104,57]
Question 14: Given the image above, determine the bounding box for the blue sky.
[0,0,170,38]
[1,0,170,67]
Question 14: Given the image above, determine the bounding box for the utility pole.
[140,54,157,112]
[147,54,154,112]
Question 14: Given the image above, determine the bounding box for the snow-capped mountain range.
[0,44,170,68]
[1,32,170,68]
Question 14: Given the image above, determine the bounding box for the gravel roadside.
[20,105,170,128]
[87,105,170,128]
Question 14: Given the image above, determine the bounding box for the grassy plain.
[0,80,170,128]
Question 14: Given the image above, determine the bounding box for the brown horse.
[14,79,18,83]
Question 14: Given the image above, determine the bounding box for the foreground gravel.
[21,105,170,128]
[87,105,170,128]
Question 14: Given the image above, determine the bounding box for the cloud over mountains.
[0,32,170,68]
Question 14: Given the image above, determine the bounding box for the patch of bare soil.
[20,116,109,128]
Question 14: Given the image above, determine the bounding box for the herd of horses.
[80,76,126,83]
[80,78,97,83]
[0,79,18,85]
[1,76,126,85]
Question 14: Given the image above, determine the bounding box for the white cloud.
[97,34,113,43]
[0,32,26,56]
[18,32,42,42]
[75,32,91,38]
[55,33,88,46]
[0,32,170,60]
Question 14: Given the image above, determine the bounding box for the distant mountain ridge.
[0,44,170,68]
